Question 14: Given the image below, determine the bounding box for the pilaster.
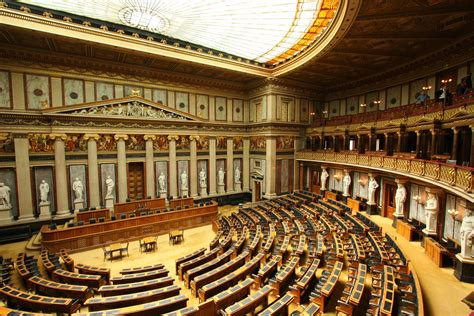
[264,136,277,198]
[209,137,217,195]
[242,137,250,192]
[189,136,198,198]
[168,135,178,198]
[226,137,234,193]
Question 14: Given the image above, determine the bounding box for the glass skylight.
[18,0,339,64]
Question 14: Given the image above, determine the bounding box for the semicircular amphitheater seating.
[1,192,423,315]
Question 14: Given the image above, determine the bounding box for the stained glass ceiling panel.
[17,0,338,64]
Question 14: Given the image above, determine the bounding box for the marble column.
[430,129,437,158]
[226,137,234,193]
[13,134,34,220]
[396,132,402,153]
[356,134,362,153]
[84,134,100,208]
[343,135,348,151]
[384,133,389,154]
[415,130,421,158]
[168,136,178,198]
[52,134,70,216]
[189,136,198,198]
[368,134,373,151]
[265,136,277,198]
[115,134,128,203]
[209,137,217,195]
[242,137,250,192]
[470,125,474,167]
[451,127,458,160]
[144,135,156,199]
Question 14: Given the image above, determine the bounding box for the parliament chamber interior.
[0,0,474,315]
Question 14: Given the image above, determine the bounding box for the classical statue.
[0,182,11,209]
[199,168,207,188]
[367,176,379,205]
[218,168,225,185]
[105,175,115,198]
[158,172,166,191]
[320,167,329,191]
[395,183,407,216]
[234,166,241,184]
[39,180,49,203]
[181,170,188,190]
[342,171,351,196]
[424,192,438,234]
[72,178,83,202]
[460,209,474,258]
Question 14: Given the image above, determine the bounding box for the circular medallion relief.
[200,104,206,110]
[0,86,3,93]
[179,102,186,108]
[350,106,355,111]
[390,97,397,104]
[33,89,43,96]
[101,95,109,101]
[70,92,78,99]
[235,107,241,113]
[218,106,224,112]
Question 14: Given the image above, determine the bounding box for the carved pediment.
[251,171,264,180]
[42,97,202,122]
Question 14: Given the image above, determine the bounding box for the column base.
[366,203,378,215]
[56,209,72,218]
[105,197,114,211]
[234,182,242,192]
[200,187,208,197]
[454,254,474,283]
[181,189,189,198]
[39,202,50,217]
[217,184,225,194]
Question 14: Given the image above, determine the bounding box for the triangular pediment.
[251,171,264,180]
[42,96,202,122]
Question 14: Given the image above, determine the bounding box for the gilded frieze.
[233,137,243,150]
[176,136,190,150]
[250,137,266,150]
[29,134,54,152]
[96,134,117,152]
[276,136,294,150]
[196,136,209,151]
[153,136,169,151]
[0,133,14,152]
[65,134,87,152]
[125,135,145,151]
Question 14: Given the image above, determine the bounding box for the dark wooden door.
[128,162,144,200]
[255,182,261,202]
[383,183,396,220]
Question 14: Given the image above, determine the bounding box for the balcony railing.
[296,150,474,194]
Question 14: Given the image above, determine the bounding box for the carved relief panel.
[95,82,114,101]
[63,78,84,105]
[215,97,227,121]
[25,74,50,109]
[233,99,243,122]
[196,94,209,120]
[0,71,11,108]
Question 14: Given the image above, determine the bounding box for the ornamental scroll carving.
[71,101,190,120]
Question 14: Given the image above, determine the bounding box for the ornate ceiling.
[0,0,473,95]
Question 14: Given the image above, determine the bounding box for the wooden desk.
[223,285,272,316]
[178,247,219,281]
[325,191,337,201]
[380,266,395,316]
[59,249,74,272]
[170,197,194,209]
[175,248,206,275]
[111,269,169,285]
[41,202,218,252]
[52,269,105,289]
[424,237,450,267]
[141,236,157,252]
[28,275,93,301]
[76,208,110,223]
[98,276,173,297]
[114,197,166,214]
[169,230,184,245]
[257,293,294,316]
[397,220,415,241]
[109,243,124,260]
[213,278,254,312]
[121,263,165,275]
[76,263,111,283]
[347,198,360,212]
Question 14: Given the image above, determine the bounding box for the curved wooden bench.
[98,276,174,297]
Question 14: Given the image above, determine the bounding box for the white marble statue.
[105,175,115,198]
[39,180,49,203]
[158,172,166,191]
[234,166,241,184]
[424,192,438,234]
[199,168,207,188]
[367,176,379,205]
[72,178,83,202]
[320,167,329,191]
[0,182,11,209]
[181,170,188,190]
[460,209,474,259]
[342,171,351,196]
[395,183,407,217]
[218,168,225,185]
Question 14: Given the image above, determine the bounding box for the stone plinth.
[39,202,51,219]
[0,207,12,222]
[159,190,167,199]
[455,254,474,283]
[105,197,114,211]
[200,187,208,197]
[234,182,241,192]
[73,200,84,214]
[217,184,225,194]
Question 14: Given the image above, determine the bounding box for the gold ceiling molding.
[0,1,359,78]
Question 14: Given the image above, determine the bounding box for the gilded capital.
[0,133,9,141]
[143,135,156,141]
[114,134,129,141]
[167,135,179,141]
[83,134,100,141]
[49,133,67,141]
[189,135,199,141]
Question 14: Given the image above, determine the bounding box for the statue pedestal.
[181,189,189,198]
[39,202,51,220]
[217,184,225,194]
[0,206,12,222]
[422,228,437,236]
[159,190,167,199]
[105,197,114,211]
[200,187,207,197]
[366,202,377,215]
[73,200,84,214]
[455,254,474,283]
[393,213,404,228]
[234,182,241,192]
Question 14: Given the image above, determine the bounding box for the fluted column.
[114,134,129,202]
[189,136,198,197]
[242,137,250,191]
[226,137,234,193]
[415,130,421,158]
[451,127,459,160]
[52,134,69,216]
[13,134,34,220]
[209,137,217,195]
[430,129,437,158]
[265,136,277,198]
[144,135,156,199]
[168,135,178,198]
[84,134,100,208]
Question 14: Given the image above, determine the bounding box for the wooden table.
[169,230,184,245]
[109,243,123,260]
[141,236,157,252]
